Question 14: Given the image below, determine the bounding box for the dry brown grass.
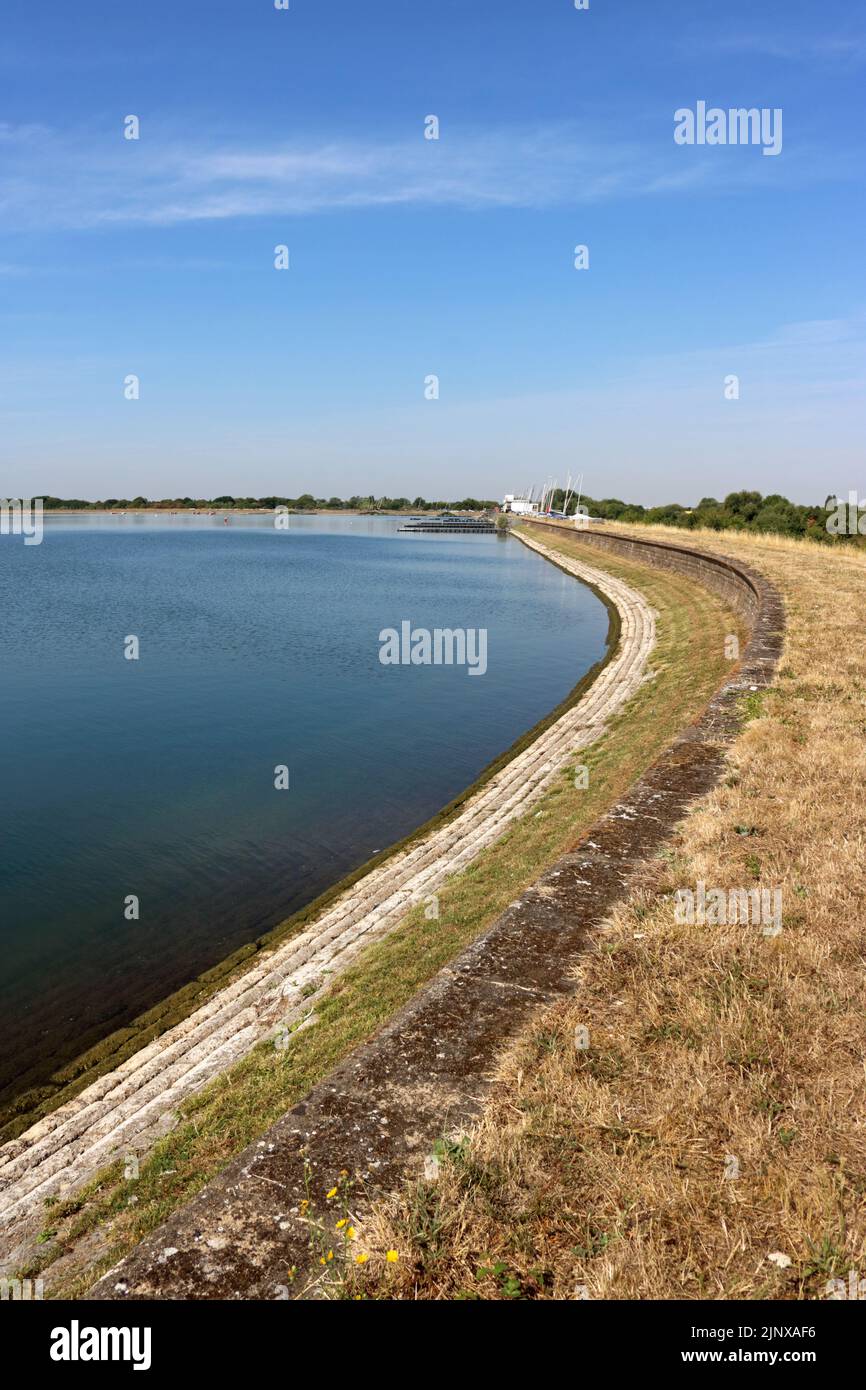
[351,526,866,1301]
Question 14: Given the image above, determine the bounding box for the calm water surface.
[0,515,609,1103]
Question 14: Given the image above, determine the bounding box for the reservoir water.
[0,514,609,1107]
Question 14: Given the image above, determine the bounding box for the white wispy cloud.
[679,29,866,65]
[0,119,851,231]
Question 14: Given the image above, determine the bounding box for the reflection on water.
[0,516,609,1104]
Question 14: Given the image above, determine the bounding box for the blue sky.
[1,0,863,503]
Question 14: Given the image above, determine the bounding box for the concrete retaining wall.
[529,519,764,624]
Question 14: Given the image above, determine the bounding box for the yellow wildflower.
[386,1250,399,1263]
[326,1187,338,1200]
[355,1253,369,1264]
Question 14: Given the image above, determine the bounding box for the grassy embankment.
[26,529,742,1296]
[351,525,866,1301]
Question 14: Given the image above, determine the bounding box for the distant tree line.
[37,494,498,513]
[552,489,851,544]
[33,489,854,542]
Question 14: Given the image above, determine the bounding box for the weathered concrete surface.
[0,532,655,1269]
[85,528,783,1300]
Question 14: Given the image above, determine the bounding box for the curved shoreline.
[2,545,619,1139]
[0,535,656,1235]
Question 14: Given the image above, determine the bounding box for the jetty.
[398,514,496,534]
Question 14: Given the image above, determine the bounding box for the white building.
[502,493,539,516]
